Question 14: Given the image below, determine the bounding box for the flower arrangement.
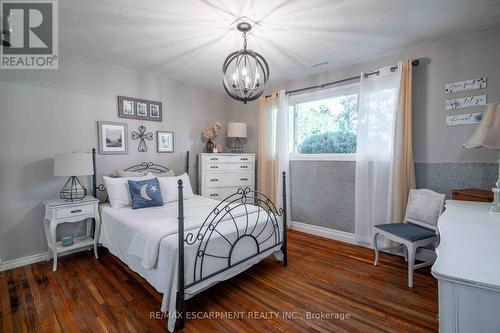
[202,121,223,141]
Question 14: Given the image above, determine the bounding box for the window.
[289,83,359,160]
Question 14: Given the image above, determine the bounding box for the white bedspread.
[99,195,283,332]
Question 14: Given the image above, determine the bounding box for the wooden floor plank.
[0,231,438,332]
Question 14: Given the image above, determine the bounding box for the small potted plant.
[202,121,222,153]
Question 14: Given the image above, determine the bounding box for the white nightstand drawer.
[203,155,254,164]
[204,162,253,171]
[205,172,253,187]
[206,186,254,200]
[56,204,94,219]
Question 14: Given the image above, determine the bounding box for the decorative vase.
[206,139,214,153]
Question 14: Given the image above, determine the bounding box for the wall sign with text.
[445,95,487,110]
[445,77,487,94]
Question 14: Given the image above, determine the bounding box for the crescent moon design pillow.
[127,177,164,209]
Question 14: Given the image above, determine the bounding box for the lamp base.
[229,137,245,153]
[60,176,87,201]
[490,188,500,213]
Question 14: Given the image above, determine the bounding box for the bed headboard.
[91,148,190,199]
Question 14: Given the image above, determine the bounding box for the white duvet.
[100,195,283,332]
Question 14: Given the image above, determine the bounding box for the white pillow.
[152,170,176,177]
[103,173,154,208]
[116,169,148,177]
[158,173,194,203]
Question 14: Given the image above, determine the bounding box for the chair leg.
[403,245,408,262]
[407,243,416,288]
[373,232,380,266]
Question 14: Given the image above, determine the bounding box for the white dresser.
[198,153,255,200]
[432,200,500,333]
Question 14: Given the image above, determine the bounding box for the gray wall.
[227,26,500,230]
[0,52,229,262]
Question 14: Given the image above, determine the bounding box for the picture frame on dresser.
[97,121,128,155]
[157,131,174,153]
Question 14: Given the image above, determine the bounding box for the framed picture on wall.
[117,96,162,122]
[157,131,174,153]
[97,121,128,155]
[137,102,148,117]
[150,104,160,118]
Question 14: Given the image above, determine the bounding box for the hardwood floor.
[1,231,438,333]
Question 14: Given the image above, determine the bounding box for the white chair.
[372,189,445,287]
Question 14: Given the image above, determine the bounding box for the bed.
[92,149,288,331]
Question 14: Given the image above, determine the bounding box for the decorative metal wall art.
[131,125,153,152]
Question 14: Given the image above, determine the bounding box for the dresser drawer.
[204,162,253,171]
[205,172,253,188]
[55,204,95,219]
[205,187,254,201]
[203,155,254,164]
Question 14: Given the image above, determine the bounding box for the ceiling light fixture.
[222,22,269,104]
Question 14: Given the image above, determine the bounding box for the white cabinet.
[198,153,255,201]
[432,200,500,333]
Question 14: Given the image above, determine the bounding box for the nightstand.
[451,188,494,202]
[43,196,100,271]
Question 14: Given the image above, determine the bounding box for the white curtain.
[257,90,290,223]
[355,65,402,244]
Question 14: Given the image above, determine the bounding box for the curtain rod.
[264,59,419,98]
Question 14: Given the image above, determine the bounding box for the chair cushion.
[374,223,436,242]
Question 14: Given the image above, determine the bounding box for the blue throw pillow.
[128,178,164,209]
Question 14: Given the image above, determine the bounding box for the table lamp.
[227,122,247,153]
[54,152,94,201]
[463,102,500,212]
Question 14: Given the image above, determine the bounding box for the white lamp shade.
[464,103,500,149]
[227,122,247,138]
[54,153,94,176]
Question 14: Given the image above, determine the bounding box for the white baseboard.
[290,220,366,247]
[0,252,49,272]
[0,246,93,272]
[290,220,436,263]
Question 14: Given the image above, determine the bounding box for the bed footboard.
[175,172,288,329]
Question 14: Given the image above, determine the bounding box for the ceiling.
[60,0,500,90]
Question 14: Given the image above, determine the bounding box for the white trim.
[0,246,93,272]
[289,153,356,161]
[290,220,364,247]
[289,82,360,104]
[290,220,436,262]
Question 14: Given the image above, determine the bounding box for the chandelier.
[222,22,269,104]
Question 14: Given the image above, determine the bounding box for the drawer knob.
[241,158,248,161]
[210,193,219,197]
[210,178,219,182]
[240,178,248,181]
[210,158,219,161]
[70,209,82,214]
[210,165,218,169]
[240,165,248,169]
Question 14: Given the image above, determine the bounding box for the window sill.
[289,153,356,162]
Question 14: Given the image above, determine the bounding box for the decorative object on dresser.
[202,121,222,153]
[451,188,493,202]
[157,131,174,153]
[198,153,255,200]
[54,152,94,201]
[432,200,500,333]
[117,96,162,122]
[131,125,153,152]
[222,21,269,104]
[227,122,247,153]
[43,196,101,271]
[463,102,500,212]
[97,121,128,155]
